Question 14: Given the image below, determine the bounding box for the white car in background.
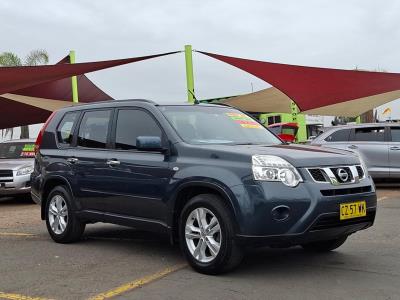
[0,139,36,198]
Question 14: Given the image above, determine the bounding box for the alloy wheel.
[185,207,222,263]
[48,195,68,235]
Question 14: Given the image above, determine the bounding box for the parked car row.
[1,121,398,203]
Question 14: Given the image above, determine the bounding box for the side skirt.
[76,210,171,235]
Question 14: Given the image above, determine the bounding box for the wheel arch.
[40,176,74,220]
[168,180,240,244]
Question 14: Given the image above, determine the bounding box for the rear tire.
[302,236,348,252]
[179,194,243,274]
[45,186,85,243]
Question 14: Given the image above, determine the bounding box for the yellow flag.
[383,107,392,115]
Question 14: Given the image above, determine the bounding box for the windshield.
[160,106,282,145]
[0,142,35,159]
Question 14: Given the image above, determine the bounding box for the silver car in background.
[311,123,400,180]
[0,139,36,197]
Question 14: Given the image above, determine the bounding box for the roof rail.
[64,99,158,108]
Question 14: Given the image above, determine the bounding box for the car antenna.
[189,90,200,105]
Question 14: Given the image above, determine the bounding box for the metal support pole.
[290,100,298,123]
[70,50,79,103]
[184,45,195,103]
[290,101,300,142]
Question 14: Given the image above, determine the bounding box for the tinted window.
[57,112,78,145]
[391,127,400,142]
[115,109,162,150]
[77,110,111,149]
[325,129,351,142]
[353,127,385,142]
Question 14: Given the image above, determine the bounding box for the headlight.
[358,156,369,177]
[16,166,34,176]
[252,155,303,187]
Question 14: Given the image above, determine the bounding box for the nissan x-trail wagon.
[32,100,377,274]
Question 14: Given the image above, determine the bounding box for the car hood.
[196,143,360,168]
[0,159,34,170]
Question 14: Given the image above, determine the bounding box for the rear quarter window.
[57,112,79,145]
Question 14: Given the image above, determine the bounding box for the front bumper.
[0,173,31,196]
[231,174,377,246]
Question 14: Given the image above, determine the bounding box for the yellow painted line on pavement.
[88,263,187,300]
[0,292,52,300]
[0,232,36,237]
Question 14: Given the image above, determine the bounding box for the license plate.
[340,201,366,220]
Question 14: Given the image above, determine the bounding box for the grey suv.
[0,139,35,197]
[311,123,400,179]
[32,100,377,274]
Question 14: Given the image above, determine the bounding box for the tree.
[0,49,49,139]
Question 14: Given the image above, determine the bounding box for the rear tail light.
[35,111,56,155]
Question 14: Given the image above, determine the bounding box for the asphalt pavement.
[0,188,399,300]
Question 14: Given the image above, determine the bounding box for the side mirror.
[136,136,164,151]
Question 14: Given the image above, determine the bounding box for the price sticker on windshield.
[20,144,35,158]
[225,113,262,129]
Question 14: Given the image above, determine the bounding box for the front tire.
[179,194,243,274]
[302,236,348,252]
[45,186,85,243]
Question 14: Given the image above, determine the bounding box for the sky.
[1,0,400,139]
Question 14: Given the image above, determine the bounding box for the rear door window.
[325,129,351,142]
[77,110,112,149]
[353,127,385,142]
[57,112,79,145]
[114,109,162,150]
[390,127,400,142]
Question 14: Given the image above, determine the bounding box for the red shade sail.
[12,55,112,101]
[0,51,179,130]
[198,51,400,113]
[0,51,179,95]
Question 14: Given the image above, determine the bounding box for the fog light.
[271,205,290,221]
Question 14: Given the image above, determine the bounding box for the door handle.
[106,159,120,166]
[390,146,400,151]
[66,157,78,164]
[348,145,358,149]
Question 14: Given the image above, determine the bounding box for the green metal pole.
[290,100,298,123]
[184,45,195,103]
[290,100,300,142]
[70,50,79,103]
[356,116,361,124]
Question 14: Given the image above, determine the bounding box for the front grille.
[310,211,375,231]
[308,165,365,185]
[0,179,13,183]
[356,166,364,178]
[308,168,327,182]
[0,170,13,178]
[320,185,372,196]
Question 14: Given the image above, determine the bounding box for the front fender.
[167,176,240,231]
